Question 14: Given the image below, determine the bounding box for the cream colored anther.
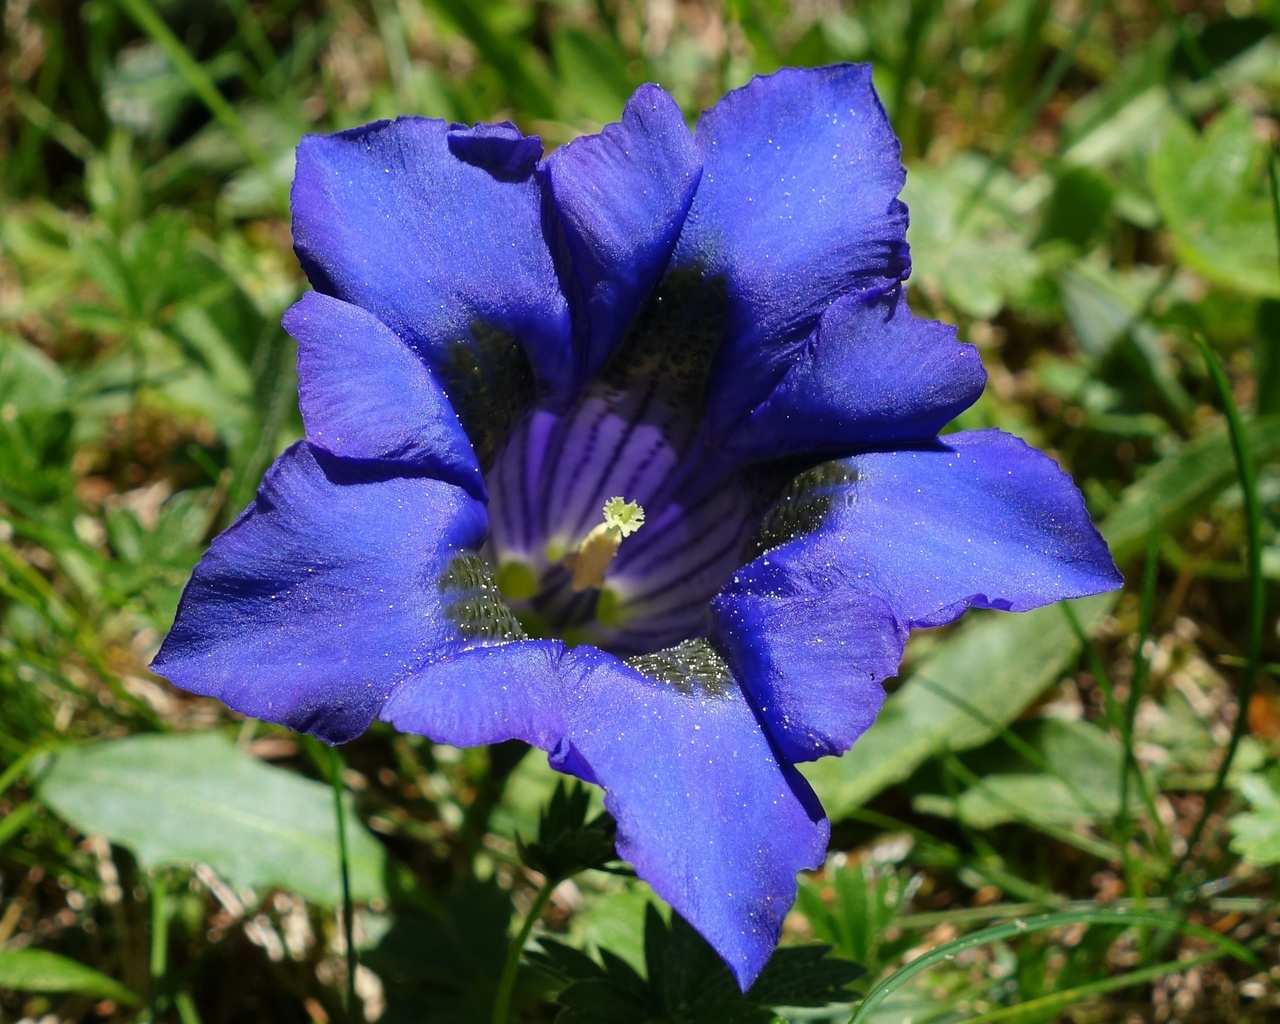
[563,497,645,592]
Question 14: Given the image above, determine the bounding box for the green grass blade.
[955,951,1222,1023]
[1060,601,1171,866]
[848,909,1258,1023]
[0,747,45,800]
[1175,338,1265,881]
[957,0,1106,227]
[112,0,268,168]
[893,895,1273,931]
[431,0,556,119]
[0,801,40,850]
[0,948,141,1005]
[328,745,360,1021]
[1121,525,1171,861]
[149,874,171,1021]
[176,991,205,1024]
[1270,149,1280,288]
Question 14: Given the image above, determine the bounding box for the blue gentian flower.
[154,66,1122,988]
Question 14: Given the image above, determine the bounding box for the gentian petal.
[446,121,543,179]
[380,640,569,751]
[553,645,829,991]
[291,117,573,422]
[758,430,1123,629]
[712,573,906,763]
[673,64,910,428]
[382,638,828,990]
[542,84,701,382]
[726,290,986,464]
[285,292,483,498]
[151,443,488,743]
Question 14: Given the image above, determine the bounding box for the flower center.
[449,268,833,658]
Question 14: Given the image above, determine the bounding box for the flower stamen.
[563,497,645,592]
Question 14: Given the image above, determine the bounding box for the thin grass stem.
[149,874,170,1022]
[328,746,360,1022]
[1173,338,1264,884]
[112,0,269,168]
[491,877,555,1024]
[954,951,1222,1023]
[957,0,1106,228]
[849,909,1257,1023]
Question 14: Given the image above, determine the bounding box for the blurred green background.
[2,0,1280,1021]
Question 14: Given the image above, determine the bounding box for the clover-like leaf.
[1149,107,1280,298]
[1229,772,1280,868]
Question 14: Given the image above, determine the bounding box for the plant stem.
[149,874,170,1022]
[491,877,556,1024]
[329,746,359,1021]
[1174,338,1264,886]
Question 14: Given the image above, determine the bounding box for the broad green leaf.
[38,732,386,906]
[1100,414,1280,564]
[918,775,1097,830]
[567,882,655,975]
[1149,107,1280,298]
[0,948,140,1004]
[803,595,1114,819]
[914,719,1129,828]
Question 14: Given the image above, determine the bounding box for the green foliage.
[517,781,619,883]
[37,732,387,905]
[3,0,1280,1020]
[1230,769,1280,868]
[795,861,916,975]
[0,948,141,1005]
[1150,107,1280,299]
[364,879,517,1024]
[913,719,1132,828]
[849,907,1258,1024]
[803,595,1115,816]
[1100,415,1280,564]
[902,155,1044,319]
[1039,166,1116,252]
[531,905,863,1022]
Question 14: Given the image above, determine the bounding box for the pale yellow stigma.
[563,497,646,592]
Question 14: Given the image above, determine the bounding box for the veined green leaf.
[38,732,386,906]
[0,948,140,1004]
